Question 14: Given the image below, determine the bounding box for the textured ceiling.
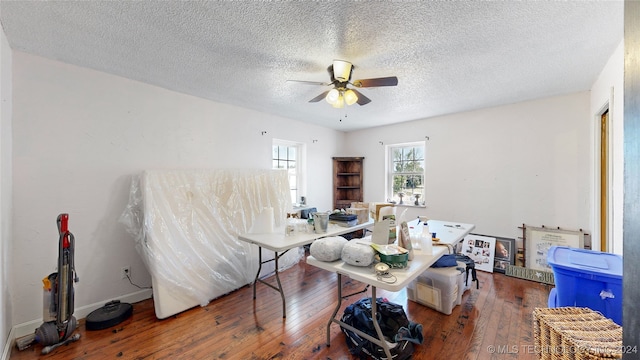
[0,1,624,131]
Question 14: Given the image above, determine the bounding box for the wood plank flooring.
[11,254,551,360]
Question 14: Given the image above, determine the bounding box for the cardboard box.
[346,207,369,224]
[370,202,395,222]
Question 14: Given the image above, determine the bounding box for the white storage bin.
[407,261,465,315]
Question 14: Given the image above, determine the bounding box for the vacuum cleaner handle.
[57,213,68,236]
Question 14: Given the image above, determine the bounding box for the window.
[272,140,305,205]
[387,142,425,205]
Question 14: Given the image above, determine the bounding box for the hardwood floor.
[11,255,551,360]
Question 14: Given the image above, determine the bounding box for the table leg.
[252,248,288,318]
[252,246,263,300]
[370,287,393,359]
[326,273,343,346]
[273,250,286,318]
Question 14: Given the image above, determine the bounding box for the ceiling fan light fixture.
[326,88,340,104]
[332,94,345,108]
[344,89,358,105]
[333,60,352,82]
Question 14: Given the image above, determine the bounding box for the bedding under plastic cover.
[120,169,302,317]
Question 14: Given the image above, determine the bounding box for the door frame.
[593,91,614,252]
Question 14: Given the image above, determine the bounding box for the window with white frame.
[387,142,425,205]
[272,140,305,205]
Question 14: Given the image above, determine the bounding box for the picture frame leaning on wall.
[493,237,516,273]
[461,234,496,273]
[525,226,584,272]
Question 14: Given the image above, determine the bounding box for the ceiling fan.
[288,60,398,108]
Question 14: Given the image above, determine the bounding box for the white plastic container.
[407,261,465,315]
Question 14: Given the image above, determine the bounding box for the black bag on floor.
[340,297,418,360]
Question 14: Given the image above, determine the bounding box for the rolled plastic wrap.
[119,169,301,309]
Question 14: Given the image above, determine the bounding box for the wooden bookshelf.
[332,157,364,210]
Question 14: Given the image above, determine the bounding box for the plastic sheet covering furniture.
[120,169,303,319]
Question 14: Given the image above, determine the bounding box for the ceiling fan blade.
[350,89,371,105]
[287,79,328,86]
[353,76,398,88]
[309,91,330,103]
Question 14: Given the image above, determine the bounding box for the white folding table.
[406,218,476,252]
[306,219,474,359]
[238,220,374,318]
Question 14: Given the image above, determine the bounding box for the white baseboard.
[2,289,152,360]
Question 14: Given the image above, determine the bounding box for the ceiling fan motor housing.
[332,60,353,82]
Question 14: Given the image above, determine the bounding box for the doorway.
[599,109,610,252]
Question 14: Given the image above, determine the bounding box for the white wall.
[343,92,592,246]
[10,51,343,326]
[590,40,624,255]
[0,21,13,356]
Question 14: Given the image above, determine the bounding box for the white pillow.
[310,236,348,262]
[341,241,375,267]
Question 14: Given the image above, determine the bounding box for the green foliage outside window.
[391,145,424,203]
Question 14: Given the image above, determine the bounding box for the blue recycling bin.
[547,246,622,325]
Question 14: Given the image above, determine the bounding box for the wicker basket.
[532,307,622,360]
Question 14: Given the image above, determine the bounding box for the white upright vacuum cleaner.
[33,213,81,354]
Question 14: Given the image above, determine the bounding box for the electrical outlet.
[121,266,131,279]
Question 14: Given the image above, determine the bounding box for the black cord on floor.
[126,273,152,290]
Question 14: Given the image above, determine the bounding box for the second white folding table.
[238,220,374,318]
